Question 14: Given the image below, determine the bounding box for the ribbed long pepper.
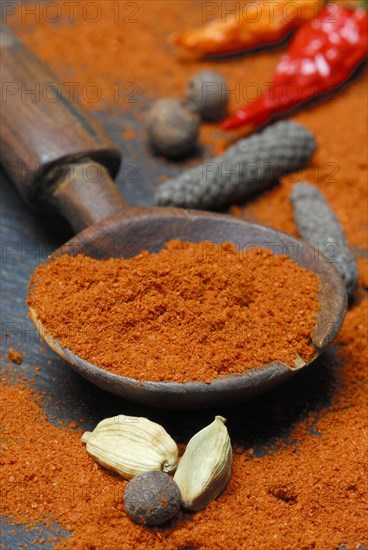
[155,121,316,210]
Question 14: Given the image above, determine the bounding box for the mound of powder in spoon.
[27,240,320,383]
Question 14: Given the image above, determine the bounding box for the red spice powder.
[8,1,275,113]
[27,241,319,383]
[7,348,23,365]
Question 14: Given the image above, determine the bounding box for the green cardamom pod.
[174,415,232,511]
[81,415,178,479]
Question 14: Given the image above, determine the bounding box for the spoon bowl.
[28,207,347,409]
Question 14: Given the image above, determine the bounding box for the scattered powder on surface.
[9,1,276,112]
[7,348,23,365]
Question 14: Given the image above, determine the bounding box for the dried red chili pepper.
[222,3,368,130]
[171,0,324,57]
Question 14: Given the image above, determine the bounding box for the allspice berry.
[146,98,200,159]
[123,470,181,526]
[185,71,228,122]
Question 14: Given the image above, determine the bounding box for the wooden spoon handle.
[0,23,128,232]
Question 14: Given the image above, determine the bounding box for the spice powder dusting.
[28,241,319,383]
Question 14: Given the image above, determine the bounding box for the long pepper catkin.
[290,182,358,297]
[154,121,316,210]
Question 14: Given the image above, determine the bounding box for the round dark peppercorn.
[185,71,228,122]
[146,98,200,159]
[123,471,181,526]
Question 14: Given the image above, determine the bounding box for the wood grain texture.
[0,24,122,211]
[47,160,128,232]
[27,209,347,408]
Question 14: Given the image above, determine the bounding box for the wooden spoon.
[1,25,347,408]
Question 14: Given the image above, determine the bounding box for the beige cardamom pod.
[81,415,178,479]
[174,415,232,511]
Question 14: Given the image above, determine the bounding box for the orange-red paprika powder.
[27,241,320,383]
